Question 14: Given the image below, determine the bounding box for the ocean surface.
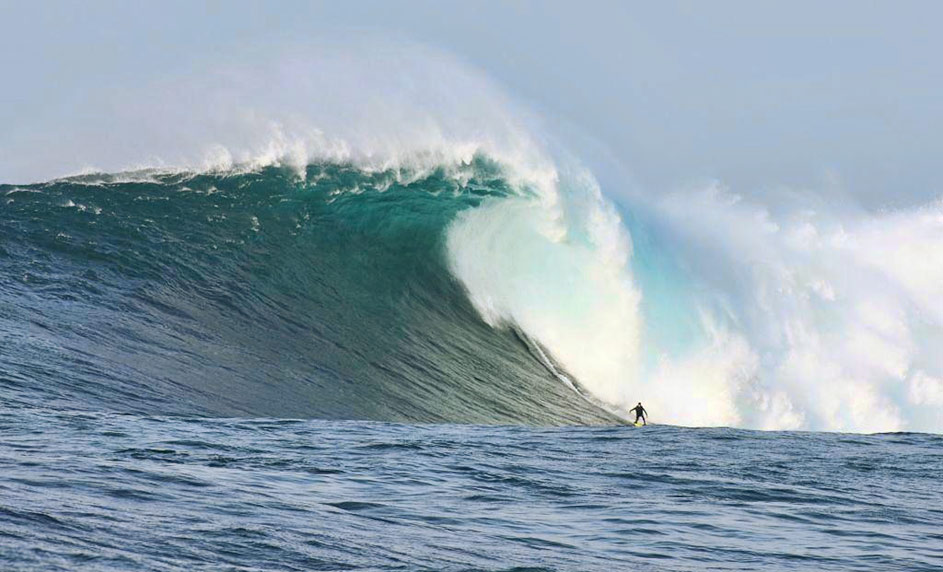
[2,407,941,571]
[2,161,942,570]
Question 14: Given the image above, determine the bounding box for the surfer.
[630,402,647,426]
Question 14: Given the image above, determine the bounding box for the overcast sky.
[1,1,940,205]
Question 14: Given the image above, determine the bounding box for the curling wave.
[2,40,941,433]
[0,157,632,424]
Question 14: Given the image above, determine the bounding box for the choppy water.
[2,406,940,571]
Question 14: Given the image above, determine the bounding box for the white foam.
[642,183,943,432]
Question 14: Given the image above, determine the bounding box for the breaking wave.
[2,40,941,433]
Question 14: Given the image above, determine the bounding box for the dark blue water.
[2,405,941,571]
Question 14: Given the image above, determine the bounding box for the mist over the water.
[2,39,941,434]
[630,184,943,432]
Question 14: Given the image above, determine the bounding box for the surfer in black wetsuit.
[630,402,647,425]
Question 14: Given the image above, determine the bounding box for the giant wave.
[2,41,942,433]
[0,158,631,425]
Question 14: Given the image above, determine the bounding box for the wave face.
[0,160,625,424]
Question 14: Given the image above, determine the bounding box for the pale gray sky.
[2,1,940,205]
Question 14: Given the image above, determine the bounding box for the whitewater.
[2,41,942,571]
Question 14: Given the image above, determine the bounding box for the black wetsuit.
[631,405,647,425]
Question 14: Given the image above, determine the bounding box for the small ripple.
[327,501,387,512]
